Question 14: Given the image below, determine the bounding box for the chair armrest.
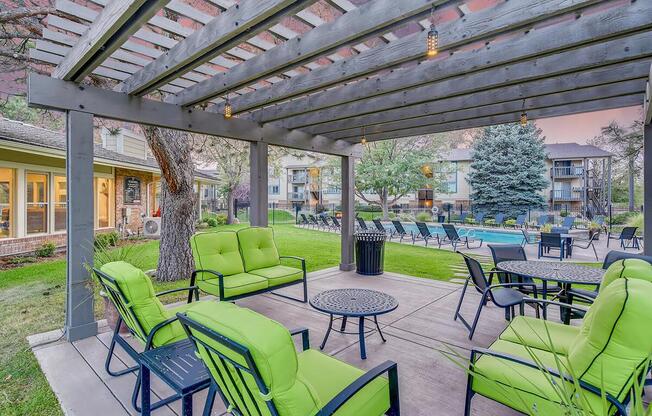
[317,361,398,416]
[290,327,310,351]
[144,316,179,350]
[280,256,307,274]
[190,269,225,301]
[521,298,589,314]
[489,282,538,297]
[156,286,200,303]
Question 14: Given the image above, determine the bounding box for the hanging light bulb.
[426,5,438,57]
[519,99,527,126]
[224,95,232,119]
[361,126,367,144]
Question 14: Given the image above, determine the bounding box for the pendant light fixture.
[361,126,367,145]
[224,94,232,119]
[520,99,528,126]
[427,5,439,57]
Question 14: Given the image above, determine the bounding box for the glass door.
[26,172,48,234]
[0,168,14,238]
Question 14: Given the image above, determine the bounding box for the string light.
[224,95,232,119]
[520,99,527,126]
[427,5,438,57]
[361,126,367,145]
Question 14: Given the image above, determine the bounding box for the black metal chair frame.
[330,215,342,230]
[492,213,505,227]
[390,220,412,243]
[538,232,565,261]
[607,226,640,250]
[320,215,337,231]
[189,255,308,303]
[508,214,527,229]
[177,315,401,416]
[452,212,469,224]
[560,216,576,229]
[571,233,599,261]
[299,213,310,227]
[473,212,485,224]
[308,214,321,229]
[372,218,390,235]
[440,224,483,249]
[414,221,439,247]
[520,229,538,247]
[454,252,536,340]
[93,267,200,412]
[356,216,368,231]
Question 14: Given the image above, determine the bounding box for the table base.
[319,314,386,359]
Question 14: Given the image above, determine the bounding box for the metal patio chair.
[356,216,368,231]
[452,212,469,224]
[308,214,321,229]
[492,213,505,227]
[454,252,536,340]
[560,215,576,229]
[372,218,391,235]
[319,214,336,231]
[473,212,485,225]
[520,229,538,247]
[607,226,640,250]
[391,220,412,243]
[299,213,310,227]
[440,223,483,249]
[330,215,342,231]
[414,221,439,246]
[571,232,599,261]
[488,244,560,298]
[507,214,527,229]
[538,232,565,261]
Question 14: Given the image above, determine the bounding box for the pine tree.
[467,123,548,218]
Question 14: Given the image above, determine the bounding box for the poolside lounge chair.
[533,214,551,229]
[319,214,336,231]
[454,252,535,340]
[372,218,391,235]
[507,214,527,229]
[520,229,538,247]
[356,216,368,231]
[308,214,321,229]
[391,220,412,243]
[177,302,400,416]
[330,215,342,231]
[538,232,565,261]
[607,226,640,250]
[464,277,652,416]
[299,213,310,227]
[414,221,439,247]
[452,212,469,224]
[490,213,505,227]
[560,215,576,229]
[472,212,485,224]
[440,223,483,249]
[93,261,201,411]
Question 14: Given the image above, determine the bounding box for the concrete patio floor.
[28,266,576,416]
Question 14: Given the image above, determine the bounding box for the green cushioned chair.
[464,277,652,416]
[93,261,201,410]
[177,301,400,416]
[190,228,307,302]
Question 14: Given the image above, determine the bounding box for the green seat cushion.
[237,227,281,272]
[499,315,579,355]
[297,349,389,416]
[99,261,185,347]
[184,302,318,416]
[198,272,268,298]
[191,231,245,281]
[600,258,652,291]
[250,265,303,287]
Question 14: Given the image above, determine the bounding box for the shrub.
[504,219,516,226]
[627,212,643,231]
[559,211,568,217]
[609,211,638,225]
[94,231,119,248]
[215,214,228,225]
[356,204,382,212]
[415,212,432,222]
[398,212,414,221]
[464,218,477,225]
[7,256,36,264]
[206,218,218,227]
[35,242,56,257]
[484,219,496,226]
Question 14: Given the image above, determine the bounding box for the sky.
[536,105,642,144]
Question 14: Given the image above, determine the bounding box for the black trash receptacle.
[437,214,446,223]
[355,231,387,275]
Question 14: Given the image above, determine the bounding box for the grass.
[0,223,462,414]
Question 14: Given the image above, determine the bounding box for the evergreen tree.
[467,123,548,217]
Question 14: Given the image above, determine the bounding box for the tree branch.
[0,7,56,23]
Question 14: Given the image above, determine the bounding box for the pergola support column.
[249,141,269,227]
[340,156,355,271]
[644,124,652,256]
[65,111,98,341]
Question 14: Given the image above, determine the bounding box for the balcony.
[288,191,306,201]
[290,173,308,183]
[551,166,584,177]
[551,188,583,201]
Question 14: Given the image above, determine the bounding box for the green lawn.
[0,224,461,415]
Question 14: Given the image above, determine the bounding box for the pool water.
[386,222,527,245]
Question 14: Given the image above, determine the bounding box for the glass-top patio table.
[497,260,604,324]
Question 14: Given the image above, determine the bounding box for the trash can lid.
[354,231,387,241]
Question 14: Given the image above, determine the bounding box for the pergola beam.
[53,0,170,82]
[120,0,315,96]
[216,0,601,115]
[27,74,361,157]
[319,62,650,139]
[356,95,642,141]
[645,63,652,125]
[170,0,446,106]
[253,1,652,126]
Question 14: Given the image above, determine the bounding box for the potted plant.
[588,221,601,240]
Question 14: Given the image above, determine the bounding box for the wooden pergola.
[26,0,652,341]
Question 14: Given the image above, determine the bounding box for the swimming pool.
[380,222,528,245]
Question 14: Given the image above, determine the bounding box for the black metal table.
[140,339,216,416]
[310,288,398,359]
[497,260,604,324]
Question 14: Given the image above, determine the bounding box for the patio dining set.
[92,224,652,416]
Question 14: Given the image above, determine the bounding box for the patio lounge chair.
[488,244,560,298]
[452,212,469,224]
[391,220,413,243]
[320,215,336,231]
[538,232,565,261]
[506,214,527,229]
[372,219,391,235]
[560,215,576,229]
[414,221,439,247]
[440,223,483,249]
[490,213,505,227]
[607,226,640,250]
[177,301,400,416]
[93,261,201,411]
[473,212,485,224]
[299,213,310,227]
[190,228,307,303]
[356,216,368,231]
[533,214,551,229]
[520,229,538,247]
[454,252,536,340]
[308,214,321,229]
[330,215,342,231]
[464,277,652,416]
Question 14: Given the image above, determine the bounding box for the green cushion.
[99,261,185,347]
[250,265,303,287]
[198,272,268,298]
[184,301,318,416]
[191,232,245,281]
[297,349,389,416]
[237,227,281,272]
[499,315,579,356]
[600,258,652,291]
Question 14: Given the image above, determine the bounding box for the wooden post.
[249,141,269,227]
[340,156,355,271]
[65,111,98,341]
[644,124,652,256]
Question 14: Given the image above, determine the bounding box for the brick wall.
[115,168,157,235]
[0,228,115,257]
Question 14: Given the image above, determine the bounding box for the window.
[96,178,113,228]
[0,168,14,238]
[26,172,48,234]
[53,175,67,231]
[435,161,458,193]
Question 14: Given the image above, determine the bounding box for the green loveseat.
[177,301,400,416]
[190,227,307,302]
[464,274,652,415]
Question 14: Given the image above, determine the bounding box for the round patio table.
[497,260,604,323]
[310,288,398,359]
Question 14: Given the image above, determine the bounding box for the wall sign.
[124,176,141,204]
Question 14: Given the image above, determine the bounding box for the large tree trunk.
[226,189,236,224]
[628,157,635,212]
[142,126,196,282]
[381,188,389,220]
